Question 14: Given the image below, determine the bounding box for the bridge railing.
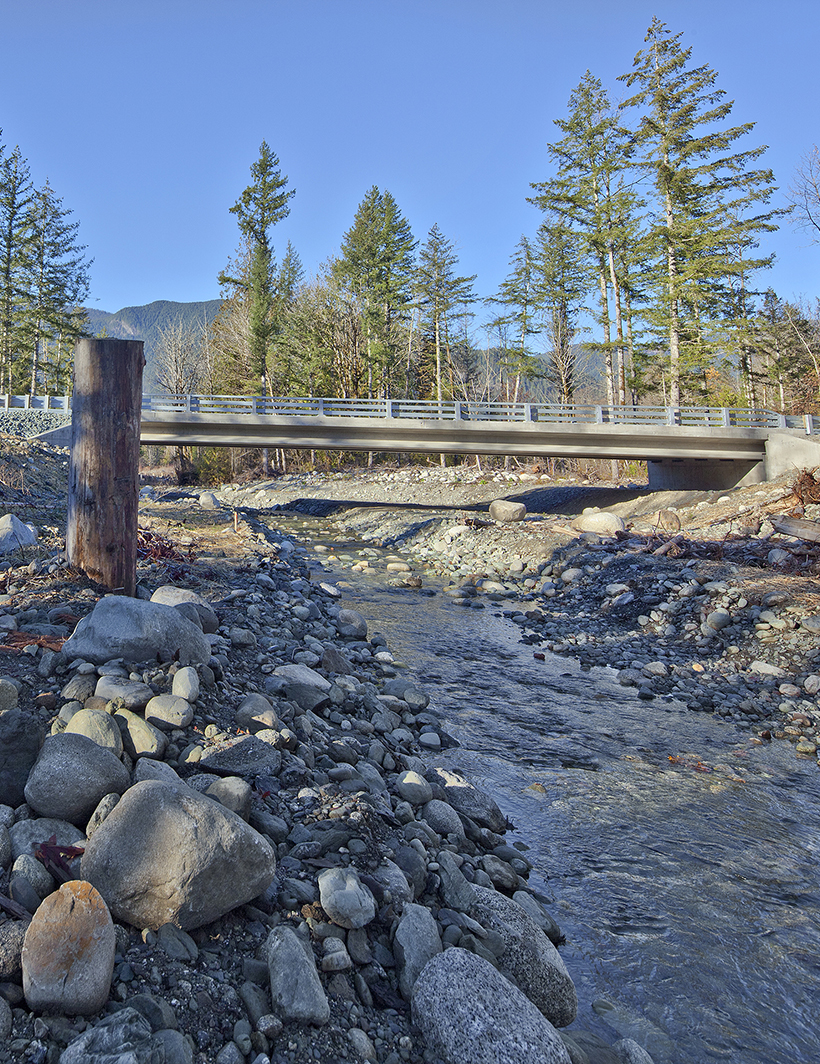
[139,394,811,430]
[0,394,71,410]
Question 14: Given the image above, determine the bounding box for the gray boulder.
[428,767,506,833]
[114,708,168,760]
[336,609,368,640]
[81,780,276,930]
[0,709,44,807]
[394,903,442,999]
[574,510,625,536]
[24,732,130,827]
[0,514,37,555]
[489,499,527,523]
[412,948,571,1064]
[59,1007,161,1064]
[9,818,85,862]
[62,596,211,666]
[198,734,281,778]
[151,586,219,634]
[317,867,376,929]
[471,886,577,1028]
[94,675,154,709]
[266,925,329,1025]
[145,694,193,731]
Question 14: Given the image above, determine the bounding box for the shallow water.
[330,571,820,1064]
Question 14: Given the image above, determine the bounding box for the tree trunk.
[66,338,145,595]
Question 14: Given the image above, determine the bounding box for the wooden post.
[66,338,145,595]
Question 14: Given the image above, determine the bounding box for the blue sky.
[2,0,818,314]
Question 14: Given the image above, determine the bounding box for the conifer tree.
[619,19,780,404]
[0,145,35,392]
[219,142,295,395]
[25,180,91,392]
[415,223,477,403]
[486,235,542,403]
[334,187,415,396]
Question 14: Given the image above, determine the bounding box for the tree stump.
[66,338,145,595]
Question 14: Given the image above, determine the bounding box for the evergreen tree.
[530,71,644,404]
[0,145,35,392]
[334,187,416,396]
[619,19,780,404]
[485,236,542,403]
[415,223,477,403]
[533,221,588,403]
[219,142,295,395]
[25,180,91,392]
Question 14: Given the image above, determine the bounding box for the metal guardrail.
[6,392,820,435]
[0,394,71,410]
[139,394,820,434]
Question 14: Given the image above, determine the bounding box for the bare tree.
[789,146,820,242]
[154,319,207,396]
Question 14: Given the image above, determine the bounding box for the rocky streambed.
[1,444,820,1064]
[0,468,652,1064]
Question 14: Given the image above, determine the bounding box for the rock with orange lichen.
[21,880,115,1015]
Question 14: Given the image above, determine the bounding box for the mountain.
[84,299,222,388]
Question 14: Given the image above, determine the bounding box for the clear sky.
[2,0,818,314]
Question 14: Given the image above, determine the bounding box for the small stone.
[489,500,527,523]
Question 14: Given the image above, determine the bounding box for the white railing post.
[778,413,787,428]
[186,394,193,413]
[453,401,463,420]
[23,395,29,409]
[666,406,681,426]
[595,406,604,424]
[524,403,534,422]
[317,397,325,416]
[721,408,731,427]
[805,414,814,434]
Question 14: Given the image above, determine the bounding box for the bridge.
[20,392,820,490]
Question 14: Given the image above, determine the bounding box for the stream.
[285,514,820,1063]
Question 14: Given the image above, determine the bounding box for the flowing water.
[264,505,819,1063]
[323,564,820,1064]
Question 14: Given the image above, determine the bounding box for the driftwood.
[771,515,820,544]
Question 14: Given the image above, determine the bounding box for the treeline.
[163,20,818,416]
[0,133,91,395]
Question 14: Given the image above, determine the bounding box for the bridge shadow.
[271,484,657,520]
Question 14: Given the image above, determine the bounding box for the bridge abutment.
[647,457,766,491]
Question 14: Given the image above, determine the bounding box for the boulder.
[62,596,211,666]
[22,881,115,1015]
[470,886,577,1028]
[81,780,276,930]
[574,510,625,536]
[317,867,376,929]
[393,903,442,999]
[427,767,506,833]
[489,500,527,523]
[336,609,368,640]
[59,1008,161,1064]
[172,665,201,701]
[266,926,329,1025]
[198,734,281,778]
[64,708,124,757]
[24,732,130,827]
[150,586,219,634]
[9,818,85,863]
[0,514,37,555]
[412,948,572,1064]
[396,770,433,805]
[94,675,154,709]
[114,708,168,760]
[0,708,44,807]
[145,694,193,731]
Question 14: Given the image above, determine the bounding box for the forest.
[2,19,820,422]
